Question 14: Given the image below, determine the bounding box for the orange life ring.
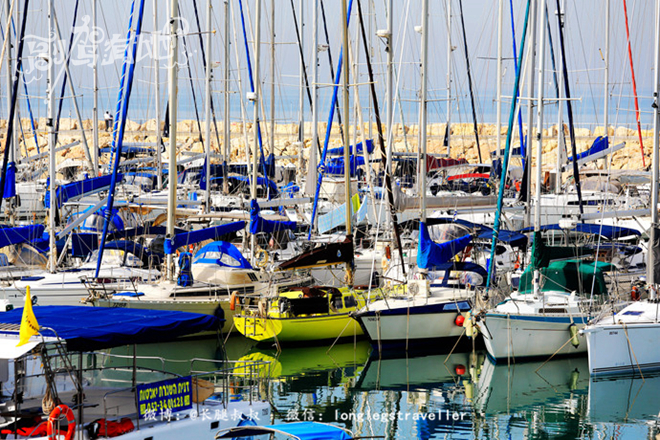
[47,404,75,440]
[229,292,238,311]
[631,286,640,301]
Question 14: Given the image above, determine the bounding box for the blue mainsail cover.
[164,221,246,254]
[193,240,252,269]
[45,174,117,209]
[567,135,608,163]
[324,155,365,176]
[327,139,374,156]
[249,199,296,234]
[0,225,45,249]
[0,306,220,351]
[0,162,16,199]
[417,222,472,270]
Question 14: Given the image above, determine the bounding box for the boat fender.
[47,404,75,440]
[569,368,579,391]
[455,364,466,376]
[463,379,474,401]
[569,323,580,348]
[454,314,465,326]
[258,299,267,318]
[229,292,238,311]
[214,305,225,322]
[463,311,474,338]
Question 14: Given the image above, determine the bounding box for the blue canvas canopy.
[215,422,353,440]
[519,223,641,240]
[417,221,472,270]
[0,306,221,351]
[327,139,374,156]
[0,161,16,199]
[45,174,117,209]
[193,240,252,269]
[567,136,608,163]
[0,225,45,249]
[249,199,296,234]
[164,221,246,255]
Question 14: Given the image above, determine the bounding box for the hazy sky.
[1,0,658,131]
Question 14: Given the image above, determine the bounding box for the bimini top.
[215,422,353,440]
[0,306,221,352]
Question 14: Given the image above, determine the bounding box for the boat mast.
[47,0,56,273]
[92,0,99,175]
[554,1,565,194]
[385,0,393,173]
[298,0,304,148]
[5,0,12,165]
[419,0,429,225]
[496,0,503,157]
[166,0,179,281]
[649,0,660,291]
[523,0,537,229]
[204,0,212,212]
[153,0,162,190]
[445,0,451,156]
[269,0,275,155]
[342,0,353,286]
[223,0,230,195]
[533,0,546,296]
[250,0,262,264]
[603,0,609,141]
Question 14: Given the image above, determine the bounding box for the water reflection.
[101,336,660,438]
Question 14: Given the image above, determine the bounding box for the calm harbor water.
[106,335,660,439]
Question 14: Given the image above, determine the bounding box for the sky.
[1,0,658,133]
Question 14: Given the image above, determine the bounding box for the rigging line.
[622,0,646,167]
[486,0,531,292]
[355,0,405,276]
[178,3,204,144]
[191,0,222,151]
[2,15,39,154]
[319,0,345,140]
[555,0,585,221]
[545,3,567,160]
[53,0,81,147]
[237,0,270,191]
[508,0,526,169]
[0,0,29,210]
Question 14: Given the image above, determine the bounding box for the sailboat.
[582,6,660,376]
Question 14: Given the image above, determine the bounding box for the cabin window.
[344,295,357,308]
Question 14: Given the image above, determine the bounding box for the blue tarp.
[327,139,374,156]
[324,155,365,177]
[45,174,118,209]
[215,422,352,440]
[164,221,246,255]
[0,306,221,351]
[249,199,296,235]
[0,225,45,249]
[568,136,608,163]
[193,240,252,269]
[71,233,98,259]
[417,221,473,270]
[518,222,641,240]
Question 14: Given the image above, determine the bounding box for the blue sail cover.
[0,306,220,351]
[193,240,252,269]
[0,162,16,199]
[164,221,246,254]
[45,174,118,209]
[417,222,472,270]
[327,139,374,156]
[0,225,45,249]
[324,156,365,177]
[567,136,608,163]
[249,199,296,234]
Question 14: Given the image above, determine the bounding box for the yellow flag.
[17,286,39,347]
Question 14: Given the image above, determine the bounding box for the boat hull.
[354,299,471,350]
[478,313,588,361]
[585,322,660,375]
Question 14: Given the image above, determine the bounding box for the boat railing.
[189,358,272,407]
